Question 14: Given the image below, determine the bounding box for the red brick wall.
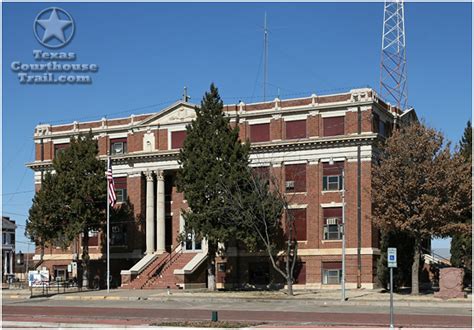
[98,136,108,156]
[44,141,53,160]
[270,118,283,141]
[345,111,358,135]
[128,132,144,153]
[238,122,249,142]
[157,129,168,150]
[307,115,320,137]
[127,175,145,251]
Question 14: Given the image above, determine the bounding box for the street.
[2,294,472,328]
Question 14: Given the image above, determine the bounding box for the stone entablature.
[29,88,399,166]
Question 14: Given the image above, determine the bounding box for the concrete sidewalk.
[2,287,471,308]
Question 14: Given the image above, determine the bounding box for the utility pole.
[341,168,346,302]
[380,0,408,110]
[330,157,346,301]
[263,12,268,102]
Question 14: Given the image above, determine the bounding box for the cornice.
[26,134,378,171]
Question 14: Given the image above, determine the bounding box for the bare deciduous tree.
[219,168,299,296]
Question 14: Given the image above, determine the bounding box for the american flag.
[106,159,116,206]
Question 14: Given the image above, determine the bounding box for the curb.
[1,321,147,328]
[40,293,472,308]
[4,292,472,308]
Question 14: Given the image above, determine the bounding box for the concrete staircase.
[127,253,170,289]
[142,252,197,289]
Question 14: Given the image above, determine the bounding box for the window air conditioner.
[326,217,338,225]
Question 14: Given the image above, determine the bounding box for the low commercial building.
[27,88,416,289]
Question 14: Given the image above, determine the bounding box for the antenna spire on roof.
[263,12,268,102]
[182,86,190,102]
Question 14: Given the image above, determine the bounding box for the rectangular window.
[54,143,69,157]
[10,233,15,245]
[322,262,342,284]
[250,123,270,143]
[379,120,386,137]
[289,208,307,241]
[323,207,343,240]
[285,120,307,140]
[323,116,344,136]
[322,162,344,191]
[111,224,127,246]
[110,138,127,155]
[114,177,127,203]
[372,113,380,133]
[88,230,99,246]
[171,130,187,149]
[3,233,6,244]
[285,164,306,192]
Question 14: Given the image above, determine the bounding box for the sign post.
[387,247,397,329]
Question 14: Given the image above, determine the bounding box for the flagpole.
[106,156,110,293]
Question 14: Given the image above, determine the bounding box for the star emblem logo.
[34,7,74,49]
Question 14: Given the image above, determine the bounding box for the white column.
[156,170,166,253]
[4,252,8,275]
[9,252,13,274]
[145,171,155,254]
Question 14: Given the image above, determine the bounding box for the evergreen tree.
[27,131,106,287]
[450,120,472,284]
[177,84,251,290]
[376,230,415,289]
[26,172,64,261]
[52,131,107,287]
[373,122,471,294]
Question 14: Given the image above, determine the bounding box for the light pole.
[341,168,346,302]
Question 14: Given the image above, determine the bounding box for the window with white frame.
[110,138,127,155]
[323,268,342,284]
[114,177,127,204]
[323,207,343,240]
[322,161,344,191]
[322,262,342,284]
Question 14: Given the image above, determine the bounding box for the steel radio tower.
[380,0,408,110]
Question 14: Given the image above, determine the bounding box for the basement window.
[322,262,342,284]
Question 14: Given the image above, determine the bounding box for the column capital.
[155,169,164,180]
[145,170,154,181]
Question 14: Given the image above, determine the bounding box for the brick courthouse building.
[27,88,416,289]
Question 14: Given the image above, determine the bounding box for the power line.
[1,190,34,196]
[44,99,178,126]
[3,211,29,218]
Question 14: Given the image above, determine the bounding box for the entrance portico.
[145,169,167,255]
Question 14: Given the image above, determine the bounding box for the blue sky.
[2,2,471,254]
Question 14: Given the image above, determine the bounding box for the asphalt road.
[2,296,472,328]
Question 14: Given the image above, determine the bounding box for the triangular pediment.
[138,101,197,126]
